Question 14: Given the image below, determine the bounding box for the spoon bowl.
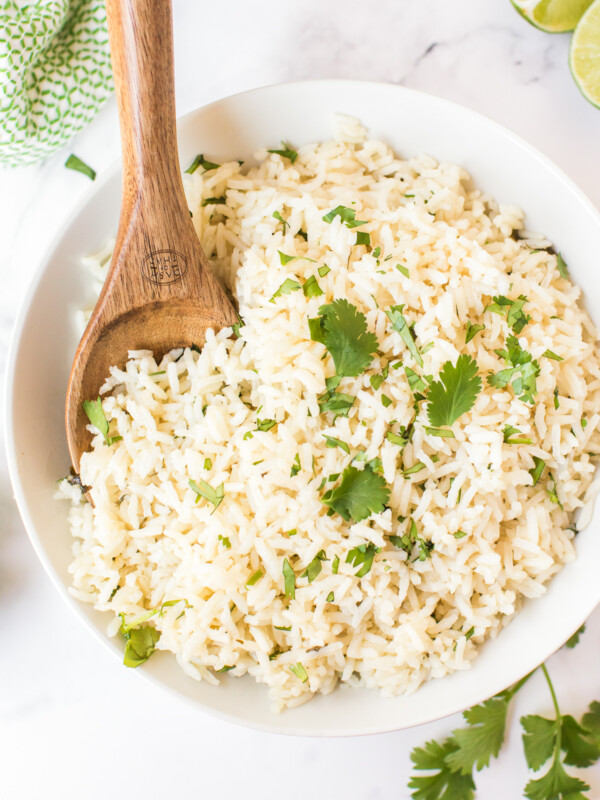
[65,0,237,470]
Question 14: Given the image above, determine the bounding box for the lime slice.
[512,0,594,32]
[570,0,600,108]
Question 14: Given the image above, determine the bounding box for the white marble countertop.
[1,1,599,797]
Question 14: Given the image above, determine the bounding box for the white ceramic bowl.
[6,80,600,736]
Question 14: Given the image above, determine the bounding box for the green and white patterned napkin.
[0,0,113,167]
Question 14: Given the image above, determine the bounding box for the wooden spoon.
[65,0,237,472]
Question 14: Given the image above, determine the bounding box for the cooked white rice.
[59,116,600,712]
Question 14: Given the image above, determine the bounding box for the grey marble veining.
[1,1,599,797]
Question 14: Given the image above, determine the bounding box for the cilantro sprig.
[485,294,531,334]
[408,629,599,800]
[310,299,378,377]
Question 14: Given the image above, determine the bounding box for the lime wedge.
[512,0,594,32]
[570,0,600,108]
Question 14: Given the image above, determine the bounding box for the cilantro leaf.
[405,366,428,393]
[543,349,563,362]
[345,542,380,577]
[427,355,481,427]
[556,253,570,280]
[322,464,389,522]
[561,715,600,767]
[446,695,512,774]
[465,322,485,344]
[582,702,600,743]
[385,305,423,366]
[65,154,96,181]
[523,757,589,800]
[82,398,121,446]
[120,622,161,668]
[311,299,378,377]
[268,141,298,163]
[409,738,476,800]
[282,558,295,599]
[189,478,224,509]
[185,154,220,174]
[522,715,558,771]
[301,550,327,582]
[255,418,277,432]
[322,205,367,228]
[565,624,585,649]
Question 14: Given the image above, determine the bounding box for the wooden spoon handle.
[106,0,183,211]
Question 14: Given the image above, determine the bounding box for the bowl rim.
[5,78,600,737]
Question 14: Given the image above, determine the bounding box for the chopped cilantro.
[322,205,367,228]
[503,425,533,445]
[372,246,381,258]
[404,461,426,476]
[542,349,563,362]
[255,418,277,432]
[218,534,231,549]
[424,427,455,438]
[486,295,530,334]
[310,299,378,377]
[303,275,324,298]
[396,264,410,278]
[385,305,423,366]
[282,559,295,599]
[427,355,481,427]
[488,335,540,404]
[268,141,298,163]
[346,542,380,577]
[553,388,560,410]
[204,457,212,470]
[273,210,289,231]
[82,397,121,446]
[189,478,224,509]
[381,394,393,407]
[275,625,291,631]
[529,456,546,486]
[65,154,96,180]
[301,550,327,582]
[386,430,408,448]
[454,530,468,539]
[465,321,485,344]
[318,390,356,418]
[290,663,308,682]
[246,569,263,586]
[405,366,428,393]
[290,453,301,477]
[270,276,302,301]
[322,464,390,522]
[318,264,331,277]
[332,555,340,574]
[201,196,226,206]
[388,519,433,561]
[356,231,371,246]
[185,154,219,174]
[556,252,570,280]
[323,435,350,454]
[326,591,335,602]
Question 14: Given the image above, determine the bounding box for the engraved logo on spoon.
[141,250,188,285]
